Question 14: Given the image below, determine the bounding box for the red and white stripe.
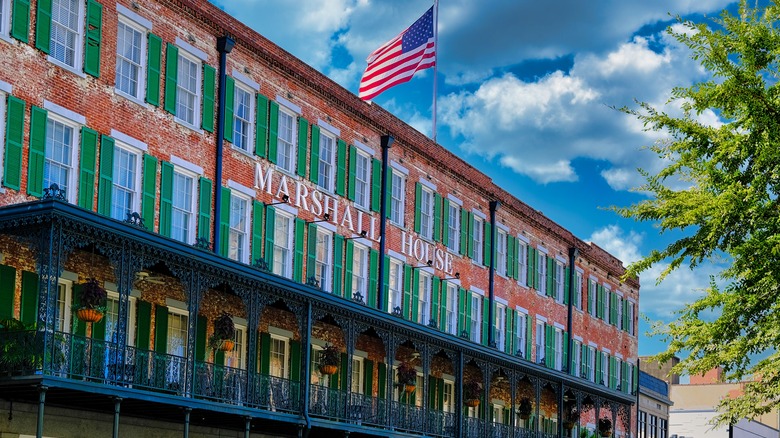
[358,35,436,101]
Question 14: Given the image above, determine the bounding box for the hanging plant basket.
[73,278,107,323]
[318,344,340,375]
[464,398,480,408]
[599,418,613,437]
[563,421,575,430]
[517,397,533,420]
[209,312,236,351]
[319,364,338,375]
[219,339,235,352]
[404,384,416,394]
[76,308,104,323]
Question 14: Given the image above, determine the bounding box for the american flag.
[359,6,436,101]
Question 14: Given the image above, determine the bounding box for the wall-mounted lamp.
[345,230,368,240]
[443,272,461,281]
[187,33,196,43]
[412,260,433,269]
[268,195,289,206]
[307,213,331,224]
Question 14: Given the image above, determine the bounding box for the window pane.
[116,21,143,97]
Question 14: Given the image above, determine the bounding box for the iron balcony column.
[376,134,394,310]
[212,35,235,254]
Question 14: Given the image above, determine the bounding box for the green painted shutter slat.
[546,257,554,297]
[563,332,569,373]
[97,135,114,216]
[3,96,25,190]
[364,360,374,396]
[154,305,168,354]
[92,309,106,339]
[219,187,231,257]
[384,167,392,219]
[27,106,47,198]
[201,64,216,132]
[427,375,436,408]
[135,301,152,349]
[255,93,269,157]
[402,265,412,320]
[623,299,630,332]
[146,33,162,106]
[526,316,533,360]
[223,77,235,142]
[335,139,347,196]
[545,325,553,368]
[347,145,357,201]
[339,353,348,391]
[507,235,516,279]
[438,281,448,331]
[459,208,468,256]
[483,221,491,267]
[259,333,271,375]
[11,0,30,42]
[433,193,442,242]
[0,265,16,319]
[431,276,441,327]
[481,297,489,346]
[20,271,38,327]
[215,346,225,366]
[289,340,301,381]
[306,223,318,285]
[163,43,178,114]
[195,315,207,361]
[84,0,102,77]
[371,158,381,212]
[564,266,571,304]
[344,240,354,299]
[34,0,51,53]
[308,125,320,184]
[612,293,619,325]
[413,183,422,234]
[71,284,86,337]
[411,269,420,322]
[587,281,594,315]
[458,287,467,337]
[293,218,305,282]
[382,257,390,312]
[441,198,450,247]
[264,206,276,268]
[377,362,387,398]
[595,351,602,384]
[505,309,514,354]
[141,154,157,229]
[159,161,174,237]
[596,285,603,319]
[368,249,379,308]
[467,212,474,259]
[251,200,264,265]
[296,117,308,177]
[333,234,344,296]
[267,101,279,163]
[527,246,535,288]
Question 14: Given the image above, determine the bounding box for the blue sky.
[211,0,739,357]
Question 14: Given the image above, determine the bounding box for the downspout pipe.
[376,135,394,310]
[213,36,235,254]
[566,246,578,373]
[487,200,499,348]
[302,301,313,437]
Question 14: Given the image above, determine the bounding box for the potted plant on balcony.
[396,361,417,394]
[463,379,482,407]
[318,344,340,375]
[73,278,107,323]
[598,418,613,437]
[209,313,236,352]
[563,405,580,430]
[517,397,533,420]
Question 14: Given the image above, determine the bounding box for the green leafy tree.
[616,0,780,425]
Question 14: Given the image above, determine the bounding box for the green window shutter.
[459,208,468,256]
[507,235,516,279]
[333,234,344,296]
[457,287,468,337]
[264,206,276,267]
[433,193,442,242]
[335,139,347,196]
[344,239,354,299]
[527,246,535,288]
[467,212,474,259]
[441,198,450,246]
[623,299,630,332]
[427,375,436,409]
[201,64,216,132]
[384,167,392,219]
[259,332,270,375]
[4,96,25,190]
[289,340,301,382]
[308,125,320,184]
[141,154,157,229]
[347,145,357,201]
[483,221,491,267]
[93,313,108,342]
[382,257,390,312]
[219,187,231,257]
[339,353,349,391]
[368,249,379,308]
[11,0,30,42]
[481,297,489,346]
[158,161,173,237]
[255,93,268,157]
[267,101,279,163]
[431,276,440,327]
[505,309,515,353]
[609,357,616,389]
[437,378,445,411]
[251,200,264,265]
[612,293,619,326]
[78,131,99,210]
[377,362,387,398]
[135,300,152,349]
[34,0,51,53]
[96,135,114,216]
[563,332,569,372]
[154,305,168,354]
[163,43,178,114]
[27,106,47,198]
[84,0,102,77]
[293,218,305,282]
[364,360,374,396]
[296,117,308,177]
[411,269,420,322]
[413,183,422,234]
[371,158,381,212]
[72,284,86,337]
[402,264,412,319]
[306,223,318,284]
[622,362,629,393]
[545,325,553,368]
[195,315,207,361]
[587,281,594,315]
[546,257,554,297]
[145,33,162,106]
[0,265,16,319]
[596,285,603,319]
[438,281,448,331]
[594,352,602,384]
[525,317,533,360]
[564,266,571,305]
[198,177,213,242]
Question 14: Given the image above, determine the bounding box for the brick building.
[0,0,638,437]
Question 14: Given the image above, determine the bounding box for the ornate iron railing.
[125,345,186,394]
[515,426,537,438]
[489,421,512,438]
[463,416,486,438]
[309,384,346,420]
[346,391,386,427]
[246,373,300,413]
[427,410,456,437]
[390,400,425,434]
[193,361,248,405]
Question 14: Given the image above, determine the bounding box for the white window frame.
[314,227,333,293]
[54,280,74,333]
[469,293,481,343]
[351,355,364,394]
[44,113,80,204]
[104,291,137,346]
[0,0,11,40]
[171,167,197,245]
[419,186,434,240]
[554,261,565,303]
[589,280,597,315]
[417,271,432,325]
[228,191,251,263]
[115,14,148,103]
[473,216,484,264]
[445,282,458,335]
[48,0,85,73]
[495,230,507,276]
[352,243,369,300]
[601,351,609,387]
[615,357,622,391]
[603,286,611,323]
[572,340,582,378]
[515,311,527,357]
[588,346,596,382]
[575,271,583,311]
[537,251,547,294]
[317,130,336,192]
[446,202,460,253]
[388,258,403,314]
[442,379,455,413]
[616,294,624,330]
[166,307,189,357]
[276,108,297,174]
[175,47,202,128]
[517,240,528,285]
[273,211,294,279]
[390,169,406,226]
[268,333,290,379]
[353,150,371,209]
[628,301,636,336]
[111,141,143,221]
[495,303,506,352]
[232,82,255,152]
[554,327,563,371]
[535,320,545,365]
[225,322,247,370]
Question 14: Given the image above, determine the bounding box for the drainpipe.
[302,302,313,437]
[566,246,578,373]
[376,135,394,310]
[213,35,235,254]
[487,200,499,348]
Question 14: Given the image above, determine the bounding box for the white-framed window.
[50,0,84,70]
[228,192,250,263]
[390,170,405,226]
[615,358,622,390]
[572,340,582,377]
[417,271,432,325]
[537,252,547,293]
[232,84,254,152]
[104,291,136,345]
[393,364,420,402]
[469,293,481,343]
[649,415,658,438]
[535,320,545,365]
[575,271,583,310]
[554,328,563,371]
[496,230,508,276]
[554,261,565,303]
[517,240,528,285]
[515,312,527,357]
[493,404,505,425]
[352,242,369,300]
[167,309,188,357]
[317,131,336,192]
[54,281,73,333]
[588,346,596,382]
[225,324,247,370]
[354,150,371,209]
[272,212,294,278]
[351,356,364,394]
[602,287,610,322]
[44,115,80,203]
[414,374,424,407]
[314,228,333,293]
[276,108,296,173]
[446,202,460,252]
[269,334,289,379]
[588,280,597,315]
[171,168,196,244]
[627,301,636,335]
[115,16,147,100]
[0,0,10,39]
[310,344,325,386]
[111,144,142,221]
[495,303,506,352]
[616,295,623,330]
[419,186,434,240]
[175,49,201,127]
[388,259,403,314]
[601,351,609,387]
[445,283,458,335]
[473,216,484,264]
[626,362,634,394]
[442,379,455,413]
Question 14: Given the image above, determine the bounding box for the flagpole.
[432,0,439,143]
